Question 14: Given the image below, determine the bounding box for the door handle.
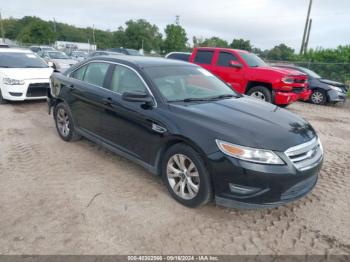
[102,97,117,107]
[68,84,75,91]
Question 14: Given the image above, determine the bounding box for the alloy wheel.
[311,91,324,104]
[167,154,200,200]
[56,108,70,137]
[251,91,266,101]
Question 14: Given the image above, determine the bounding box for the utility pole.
[175,15,180,25]
[304,18,312,54]
[92,24,96,47]
[300,0,313,55]
[0,11,5,43]
[53,18,57,33]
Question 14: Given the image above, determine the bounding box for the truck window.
[194,50,214,64]
[217,52,239,67]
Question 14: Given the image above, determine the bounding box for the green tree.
[199,36,229,48]
[111,26,127,47]
[123,19,162,52]
[17,17,55,44]
[265,43,295,61]
[230,38,252,51]
[163,24,188,53]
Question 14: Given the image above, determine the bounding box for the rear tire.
[247,86,272,103]
[54,103,81,142]
[0,89,7,104]
[161,143,212,208]
[310,90,327,105]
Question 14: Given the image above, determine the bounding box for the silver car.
[41,51,78,72]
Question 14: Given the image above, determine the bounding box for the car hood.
[319,78,347,88]
[266,66,307,76]
[170,96,316,152]
[0,67,53,80]
[51,59,78,66]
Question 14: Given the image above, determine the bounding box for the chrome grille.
[285,137,323,171]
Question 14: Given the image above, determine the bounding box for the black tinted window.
[194,50,214,64]
[168,53,190,62]
[72,65,87,80]
[217,52,238,67]
[110,66,146,94]
[83,62,109,87]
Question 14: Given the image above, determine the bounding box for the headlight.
[3,77,25,85]
[216,139,284,165]
[282,77,295,84]
[329,85,343,93]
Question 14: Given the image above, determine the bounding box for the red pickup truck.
[189,47,311,106]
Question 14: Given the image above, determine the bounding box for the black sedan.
[275,65,348,105]
[48,56,323,208]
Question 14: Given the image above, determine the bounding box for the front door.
[99,64,164,164]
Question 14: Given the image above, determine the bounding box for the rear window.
[168,53,190,62]
[194,50,214,65]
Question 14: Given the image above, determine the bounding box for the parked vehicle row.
[166,48,348,106]
[47,55,324,208]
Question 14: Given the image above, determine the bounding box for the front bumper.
[1,79,49,101]
[208,150,323,209]
[274,91,299,105]
[327,89,347,103]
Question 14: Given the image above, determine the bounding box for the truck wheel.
[161,143,213,208]
[310,90,326,105]
[247,86,272,103]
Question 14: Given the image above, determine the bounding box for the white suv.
[0,48,53,104]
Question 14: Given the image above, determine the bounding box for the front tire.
[247,86,272,103]
[0,89,7,104]
[310,90,327,105]
[54,103,81,142]
[162,143,212,208]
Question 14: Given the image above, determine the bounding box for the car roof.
[89,55,193,68]
[0,48,32,53]
[195,47,250,53]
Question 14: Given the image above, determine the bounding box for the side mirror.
[47,61,54,68]
[122,91,154,105]
[229,60,242,69]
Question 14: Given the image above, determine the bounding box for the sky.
[2,0,350,51]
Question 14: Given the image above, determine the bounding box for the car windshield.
[144,66,239,102]
[47,51,69,59]
[238,51,267,67]
[127,49,142,56]
[73,51,88,57]
[0,52,48,68]
[298,67,321,78]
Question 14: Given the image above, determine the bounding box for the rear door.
[192,49,216,73]
[211,51,245,93]
[68,62,112,135]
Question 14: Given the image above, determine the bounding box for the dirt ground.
[0,100,349,255]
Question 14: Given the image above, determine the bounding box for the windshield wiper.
[169,94,237,103]
[208,94,237,100]
[0,66,9,68]
[25,66,45,68]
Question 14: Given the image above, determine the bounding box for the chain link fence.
[267,60,350,86]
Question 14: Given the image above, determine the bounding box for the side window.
[83,62,110,87]
[109,66,146,94]
[71,65,87,80]
[217,52,239,67]
[194,50,214,64]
